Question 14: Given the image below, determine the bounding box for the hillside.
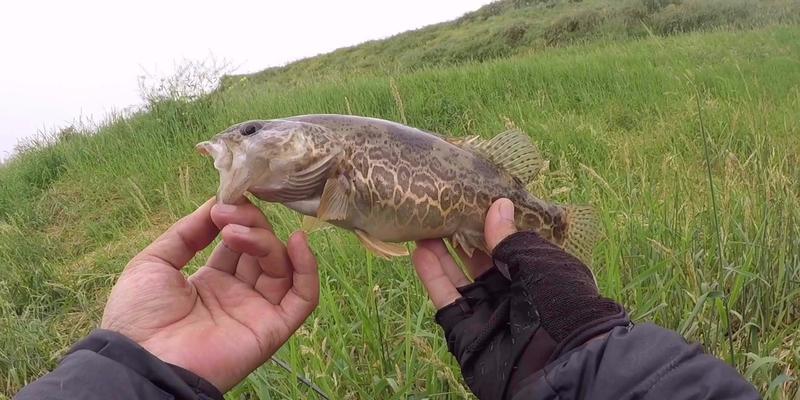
[221,0,800,89]
[2,0,800,398]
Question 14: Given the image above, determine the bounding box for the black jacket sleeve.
[14,329,223,400]
[513,323,761,399]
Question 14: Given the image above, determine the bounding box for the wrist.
[492,232,631,397]
[71,329,224,400]
[136,333,233,393]
[493,231,624,343]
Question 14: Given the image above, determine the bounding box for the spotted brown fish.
[196,114,598,262]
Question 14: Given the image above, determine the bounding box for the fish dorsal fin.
[457,129,545,184]
[317,176,350,221]
[355,229,409,259]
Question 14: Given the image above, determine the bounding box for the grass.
[2,5,800,400]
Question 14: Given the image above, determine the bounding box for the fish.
[196,114,599,263]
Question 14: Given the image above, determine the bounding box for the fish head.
[196,120,312,204]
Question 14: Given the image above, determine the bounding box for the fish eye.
[241,123,259,136]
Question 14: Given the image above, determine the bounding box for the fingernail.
[499,199,514,222]
[231,224,250,234]
[216,204,237,214]
[290,230,306,242]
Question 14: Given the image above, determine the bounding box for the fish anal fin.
[461,129,546,185]
[355,230,409,259]
[450,231,483,258]
[562,205,602,265]
[317,176,350,221]
[301,216,334,233]
[457,241,475,258]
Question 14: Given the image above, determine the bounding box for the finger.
[211,198,274,232]
[485,198,518,252]
[205,241,241,274]
[420,239,470,287]
[412,241,463,310]
[219,224,292,287]
[130,198,219,270]
[454,247,494,279]
[278,232,320,329]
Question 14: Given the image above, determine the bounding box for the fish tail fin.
[562,205,602,265]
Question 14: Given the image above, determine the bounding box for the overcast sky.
[0,0,493,160]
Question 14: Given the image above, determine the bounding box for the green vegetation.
[2,0,799,398]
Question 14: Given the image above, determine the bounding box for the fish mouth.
[196,140,251,205]
[195,141,213,156]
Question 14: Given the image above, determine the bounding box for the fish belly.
[351,204,461,243]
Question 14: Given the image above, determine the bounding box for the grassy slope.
[223,0,800,89]
[2,4,800,400]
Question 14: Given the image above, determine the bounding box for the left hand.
[101,197,319,392]
[412,199,623,399]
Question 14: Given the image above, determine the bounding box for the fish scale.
[196,114,599,263]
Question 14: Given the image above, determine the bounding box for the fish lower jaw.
[216,190,248,205]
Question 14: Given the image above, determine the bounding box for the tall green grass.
[2,25,799,398]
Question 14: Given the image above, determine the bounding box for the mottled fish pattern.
[197,114,598,261]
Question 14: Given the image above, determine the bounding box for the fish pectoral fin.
[457,128,546,185]
[355,230,409,259]
[301,216,334,233]
[317,176,350,221]
[276,151,341,202]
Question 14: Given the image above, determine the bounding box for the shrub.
[651,0,753,35]
[137,57,233,107]
[641,0,683,12]
[501,23,529,46]
[545,8,606,46]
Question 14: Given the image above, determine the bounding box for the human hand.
[412,198,625,399]
[412,198,518,309]
[101,198,319,392]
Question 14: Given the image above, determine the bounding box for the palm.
[101,199,318,392]
[413,198,518,310]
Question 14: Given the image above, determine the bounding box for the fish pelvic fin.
[355,230,409,259]
[301,216,334,233]
[562,205,602,265]
[457,128,547,185]
[317,176,350,221]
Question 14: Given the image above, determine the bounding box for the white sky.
[0,0,493,160]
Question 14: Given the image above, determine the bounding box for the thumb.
[485,198,518,252]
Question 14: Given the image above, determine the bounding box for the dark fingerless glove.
[435,231,630,400]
